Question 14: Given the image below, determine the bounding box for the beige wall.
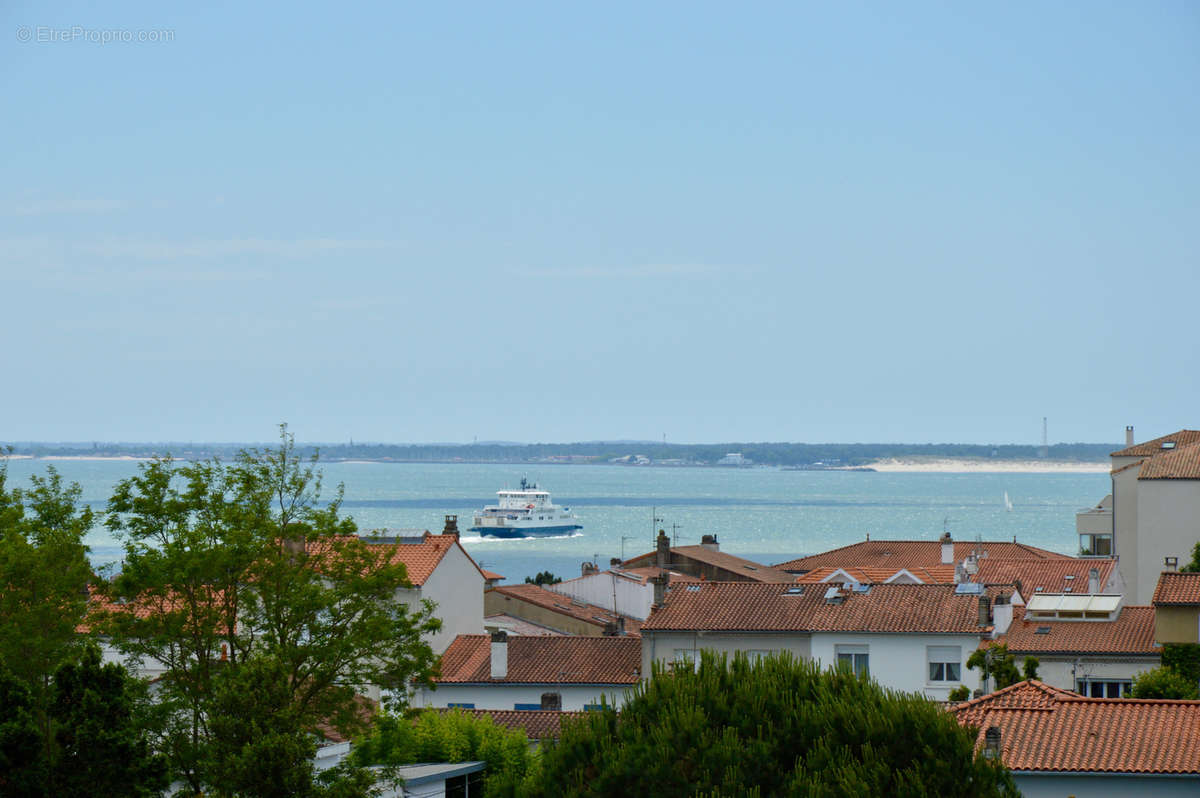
[1155,606,1200,645]
[484,590,604,636]
[1135,480,1200,604]
[1111,466,1141,599]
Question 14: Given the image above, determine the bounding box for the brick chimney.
[1126,425,1135,447]
[655,530,670,569]
[977,594,991,627]
[443,515,459,539]
[700,534,719,552]
[651,572,669,607]
[940,532,954,565]
[490,631,508,679]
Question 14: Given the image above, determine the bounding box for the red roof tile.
[623,547,795,582]
[1000,606,1158,656]
[486,584,642,636]
[794,565,957,585]
[364,534,477,586]
[1111,430,1200,458]
[1152,572,1200,605]
[950,680,1200,774]
[436,708,586,740]
[974,558,1117,594]
[642,582,993,635]
[775,540,1071,572]
[435,635,641,685]
[1138,441,1200,480]
[484,614,566,636]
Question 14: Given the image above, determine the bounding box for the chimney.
[940,532,954,565]
[443,515,459,539]
[651,572,668,607]
[954,562,967,584]
[540,692,562,711]
[655,530,670,569]
[1088,568,1100,594]
[983,727,1002,760]
[603,621,618,636]
[1125,425,1135,446]
[978,594,991,627]
[700,534,719,552]
[1165,556,1179,572]
[991,593,1013,637]
[490,631,508,679]
[617,616,625,636]
[610,557,622,567]
[582,561,599,577]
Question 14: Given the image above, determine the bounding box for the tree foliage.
[525,571,562,586]
[1181,541,1200,573]
[98,426,442,791]
[1130,666,1200,700]
[966,645,1023,692]
[524,652,1016,798]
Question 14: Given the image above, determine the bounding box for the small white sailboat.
[1003,491,1013,512]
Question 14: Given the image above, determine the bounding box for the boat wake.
[459,531,584,544]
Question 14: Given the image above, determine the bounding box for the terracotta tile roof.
[486,584,642,636]
[436,708,586,740]
[80,585,231,634]
[1152,572,1200,605]
[623,547,795,582]
[1000,606,1159,656]
[974,558,1117,594]
[1111,429,1200,458]
[609,567,702,585]
[484,614,565,636]
[435,634,641,685]
[793,565,957,584]
[362,534,478,586]
[481,569,505,581]
[642,582,993,635]
[1138,441,1200,480]
[774,540,1072,572]
[950,680,1200,774]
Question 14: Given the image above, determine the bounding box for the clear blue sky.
[3,1,1197,445]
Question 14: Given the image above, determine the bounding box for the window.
[927,646,962,682]
[835,645,869,677]
[673,648,699,672]
[1079,534,1112,556]
[447,702,475,709]
[1076,679,1131,698]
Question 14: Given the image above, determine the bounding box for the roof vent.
[783,586,804,595]
[1064,574,1075,580]
[983,727,1002,760]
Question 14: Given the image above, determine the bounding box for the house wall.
[402,545,485,655]
[640,631,812,676]
[99,640,168,680]
[1014,772,1200,798]
[1029,656,1159,693]
[548,573,653,620]
[483,591,604,636]
[1135,480,1200,604]
[1111,465,1141,601]
[412,682,634,711]
[1155,606,1200,645]
[810,633,984,700]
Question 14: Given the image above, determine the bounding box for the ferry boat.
[469,478,582,538]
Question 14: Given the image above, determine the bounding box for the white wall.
[412,682,634,711]
[641,631,812,676]
[1112,466,1140,601]
[401,545,485,655]
[1033,656,1158,693]
[809,633,984,700]
[549,572,653,619]
[1136,480,1200,604]
[1014,773,1200,798]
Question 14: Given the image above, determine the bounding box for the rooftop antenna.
[671,522,683,547]
[942,516,958,535]
[651,506,663,546]
[620,536,633,561]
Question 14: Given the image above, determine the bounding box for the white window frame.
[927,645,963,683]
[834,644,869,677]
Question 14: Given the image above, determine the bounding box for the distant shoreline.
[6,453,1111,474]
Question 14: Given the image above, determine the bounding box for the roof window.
[686,585,702,592]
[1035,626,1052,635]
[1163,441,1177,449]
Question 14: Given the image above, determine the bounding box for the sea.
[4,459,1109,582]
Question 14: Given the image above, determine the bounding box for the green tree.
[353,708,537,798]
[1021,656,1040,681]
[0,667,44,797]
[100,425,442,792]
[525,571,562,586]
[1181,541,1200,573]
[966,645,1023,692]
[947,685,972,702]
[525,652,1016,798]
[1161,643,1200,686]
[1131,666,1200,700]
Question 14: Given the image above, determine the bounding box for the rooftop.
[1137,441,1200,480]
[1111,429,1200,459]
[975,558,1116,595]
[436,708,585,740]
[435,634,642,685]
[623,545,795,583]
[1000,606,1158,656]
[774,540,1071,573]
[359,533,478,586]
[641,582,998,635]
[1152,571,1200,606]
[950,680,1200,774]
[486,584,642,636]
[793,565,958,585]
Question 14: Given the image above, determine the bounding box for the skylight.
[1163,441,1177,449]
[1035,626,1052,635]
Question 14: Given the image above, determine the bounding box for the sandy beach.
[867,457,1109,474]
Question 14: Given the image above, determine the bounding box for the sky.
[2,1,1197,445]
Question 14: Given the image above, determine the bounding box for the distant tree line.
[5,440,1119,466]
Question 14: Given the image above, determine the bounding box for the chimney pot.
[700,534,719,551]
[1126,426,1135,446]
[1166,556,1179,572]
[443,515,459,539]
[978,594,991,627]
[656,530,670,569]
[651,572,669,607]
[490,631,508,679]
[1088,567,1100,594]
[940,533,954,565]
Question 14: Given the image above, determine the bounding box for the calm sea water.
[4,460,1107,582]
